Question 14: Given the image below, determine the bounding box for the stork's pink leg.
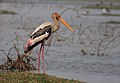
[42,41,46,74]
[38,44,43,73]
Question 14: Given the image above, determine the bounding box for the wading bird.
[102,8,110,14]
[24,12,74,73]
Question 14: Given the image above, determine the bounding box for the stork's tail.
[24,38,32,53]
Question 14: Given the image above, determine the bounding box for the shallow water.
[0,1,120,83]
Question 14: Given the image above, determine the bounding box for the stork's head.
[52,12,60,20]
[52,12,74,32]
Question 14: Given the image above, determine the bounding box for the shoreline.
[32,69,120,83]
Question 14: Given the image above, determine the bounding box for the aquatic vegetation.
[105,21,120,24]
[82,13,120,16]
[82,5,120,9]
[0,10,16,14]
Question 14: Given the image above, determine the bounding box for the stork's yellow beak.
[59,17,74,32]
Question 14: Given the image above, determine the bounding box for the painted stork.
[24,12,74,73]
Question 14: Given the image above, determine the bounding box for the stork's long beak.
[59,17,74,32]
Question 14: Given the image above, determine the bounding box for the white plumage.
[24,12,74,74]
[31,32,49,46]
[31,22,53,37]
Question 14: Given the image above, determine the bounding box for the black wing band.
[30,25,52,39]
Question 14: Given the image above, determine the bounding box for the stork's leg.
[41,41,46,74]
[38,44,43,73]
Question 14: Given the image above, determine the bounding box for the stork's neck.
[52,18,60,33]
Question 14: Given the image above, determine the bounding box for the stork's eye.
[56,15,60,20]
